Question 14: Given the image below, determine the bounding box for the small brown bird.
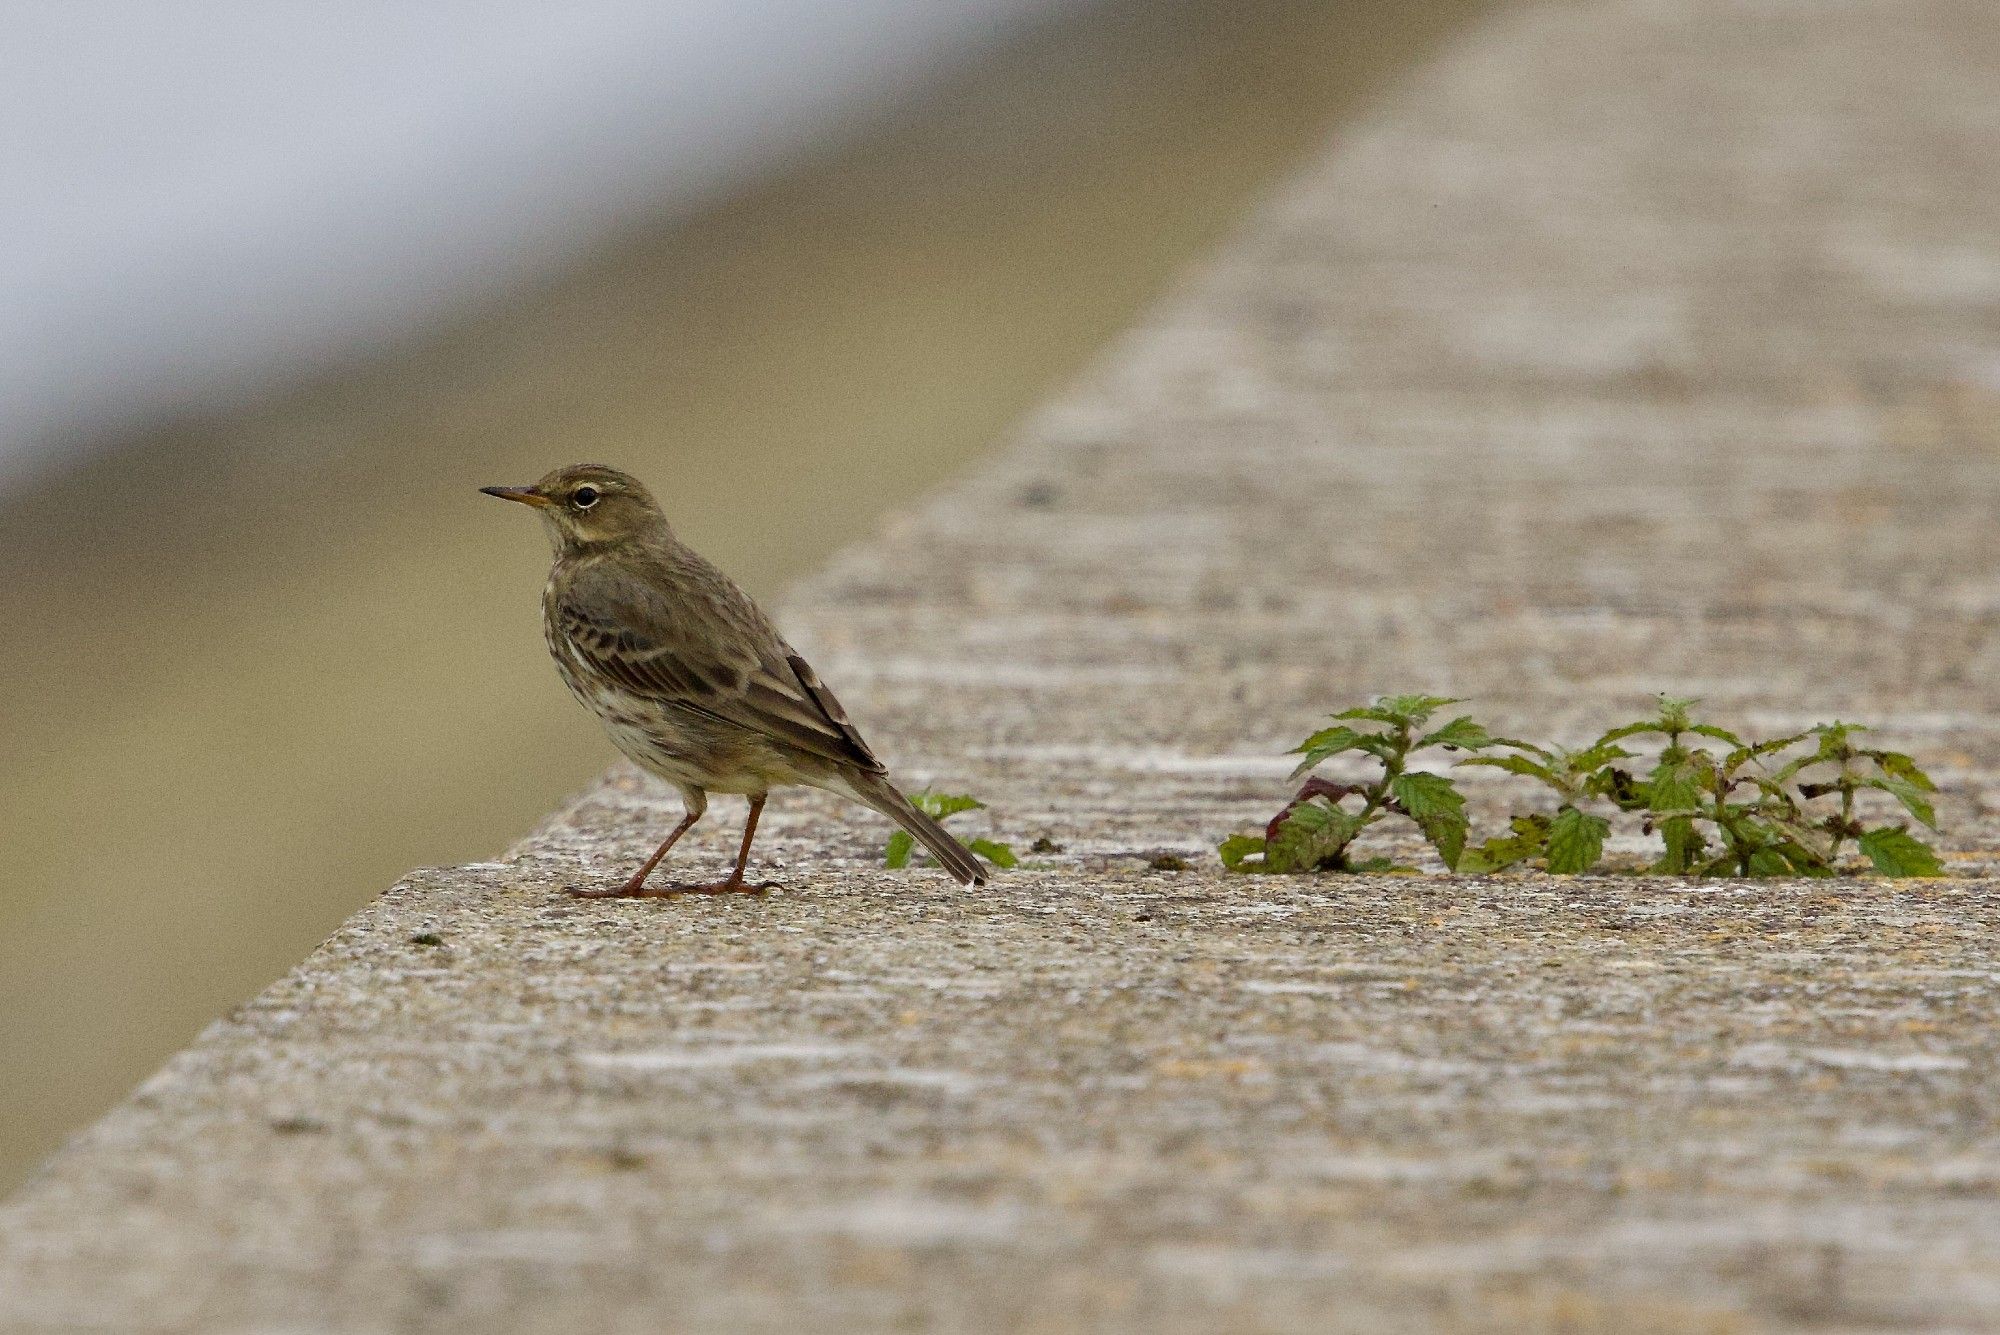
[483,464,988,895]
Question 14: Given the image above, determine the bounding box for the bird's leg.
[726,795,780,890]
[670,794,779,895]
[566,801,703,899]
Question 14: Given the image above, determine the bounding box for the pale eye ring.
[571,485,600,510]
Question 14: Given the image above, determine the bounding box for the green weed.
[1221,695,1945,878]
[1218,695,1511,873]
[883,792,1018,872]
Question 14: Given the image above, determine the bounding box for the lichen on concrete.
[4,0,2000,1330]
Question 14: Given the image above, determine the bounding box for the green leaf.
[1272,800,1369,871]
[1654,695,1699,731]
[1595,720,1666,745]
[1648,758,1701,816]
[1460,815,1549,874]
[1772,840,1833,877]
[1857,827,1945,877]
[919,792,985,819]
[1545,806,1608,874]
[1864,776,1938,829]
[1380,693,1462,723]
[1338,694,1460,727]
[1744,846,1791,877]
[1289,725,1390,777]
[1455,753,1558,785]
[1389,771,1469,869]
[1866,750,1937,791]
[1417,715,1500,752]
[1769,753,1819,785]
[1562,742,1633,773]
[1686,722,1746,746]
[1723,730,1812,770]
[1654,815,1705,874]
[883,830,915,869]
[1690,751,1730,796]
[1809,720,1866,753]
[968,838,1018,869]
[1293,724,1371,756]
[1217,833,1270,873]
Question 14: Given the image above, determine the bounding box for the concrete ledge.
[5,0,1999,1329]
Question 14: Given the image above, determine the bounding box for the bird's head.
[481,464,666,553]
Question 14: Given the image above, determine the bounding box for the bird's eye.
[571,486,600,509]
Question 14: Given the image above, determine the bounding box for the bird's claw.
[678,879,779,897]
[562,879,777,900]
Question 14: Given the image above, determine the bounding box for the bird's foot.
[677,878,779,896]
[563,882,674,899]
[563,878,776,900]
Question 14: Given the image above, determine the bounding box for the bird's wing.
[555,560,886,775]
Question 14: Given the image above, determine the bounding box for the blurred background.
[0,1,1486,1190]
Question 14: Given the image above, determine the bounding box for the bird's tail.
[849,775,989,886]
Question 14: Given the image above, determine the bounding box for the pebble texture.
[4,0,1999,1329]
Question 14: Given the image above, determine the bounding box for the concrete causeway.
[4,0,1998,1329]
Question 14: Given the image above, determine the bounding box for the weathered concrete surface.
[5,0,2000,1330]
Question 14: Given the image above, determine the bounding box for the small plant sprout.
[1776,722,1944,876]
[1585,694,1776,875]
[1218,695,1509,874]
[882,792,1018,873]
[1455,739,1632,874]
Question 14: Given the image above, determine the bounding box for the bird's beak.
[480,485,554,509]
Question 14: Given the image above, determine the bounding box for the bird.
[482,463,989,896]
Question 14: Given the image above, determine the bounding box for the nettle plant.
[1221,694,1945,878]
[1782,721,1942,876]
[1217,695,1507,874]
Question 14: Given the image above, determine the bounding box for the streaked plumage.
[484,464,988,895]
